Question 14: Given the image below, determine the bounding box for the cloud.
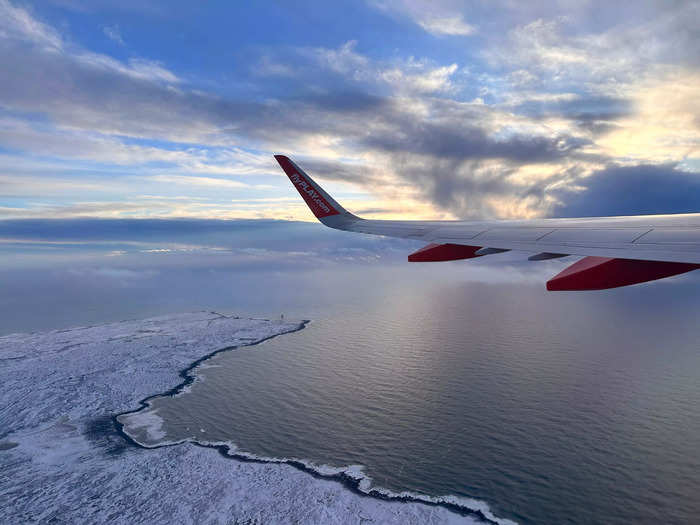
[1,0,699,222]
[508,93,631,123]
[73,266,157,280]
[0,218,422,269]
[149,175,274,190]
[357,102,589,162]
[553,164,700,217]
[380,62,459,94]
[0,202,158,218]
[598,71,700,163]
[417,15,475,36]
[0,0,62,49]
[0,116,191,164]
[486,3,700,88]
[103,24,124,45]
[0,11,592,220]
[0,1,188,142]
[369,0,476,36]
[296,40,461,95]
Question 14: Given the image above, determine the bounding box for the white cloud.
[303,41,460,95]
[0,0,62,49]
[0,115,285,180]
[487,4,700,92]
[150,175,275,190]
[103,24,124,45]
[383,62,458,94]
[369,0,476,37]
[417,15,475,36]
[124,58,179,83]
[70,52,181,84]
[254,55,295,77]
[302,40,369,77]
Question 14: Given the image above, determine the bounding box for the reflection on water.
[137,277,700,525]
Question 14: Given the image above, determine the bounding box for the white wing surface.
[275,155,700,290]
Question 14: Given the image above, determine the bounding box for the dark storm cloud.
[299,158,385,186]
[361,119,588,162]
[388,156,564,219]
[404,159,515,215]
[297,92,389,114]
[513,96,631,125]
[649,1,700,68]
[553,164,700,217]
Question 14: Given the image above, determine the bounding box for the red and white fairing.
[275,155,700,290]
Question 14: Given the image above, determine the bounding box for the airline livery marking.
[289,171,334,215]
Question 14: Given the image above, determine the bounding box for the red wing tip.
[274,154,296,177]
[274,154,341,219]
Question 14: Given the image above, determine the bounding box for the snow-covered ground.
[0,312,497,524]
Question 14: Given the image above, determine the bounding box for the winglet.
[274,155,352,221]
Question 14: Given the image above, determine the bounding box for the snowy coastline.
[1,312,504,524]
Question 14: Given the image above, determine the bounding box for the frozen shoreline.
[1,312,503,524]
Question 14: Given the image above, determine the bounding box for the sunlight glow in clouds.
[0,0,698,221]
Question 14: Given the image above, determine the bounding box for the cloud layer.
[0,0,698,220]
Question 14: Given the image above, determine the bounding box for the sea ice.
[0,312,495,524]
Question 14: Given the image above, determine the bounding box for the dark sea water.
[139,272,700,525]
[3,219,700,524]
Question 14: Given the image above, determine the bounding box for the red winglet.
[274,155,340,219]
[408,243,482,262]
[547,256,700,291]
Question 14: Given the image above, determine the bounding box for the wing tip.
[274,154,344,220]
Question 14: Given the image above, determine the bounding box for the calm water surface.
[141,273,700,525]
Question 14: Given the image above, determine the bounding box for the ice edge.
[113,320,516,525]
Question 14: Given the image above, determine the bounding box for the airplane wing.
[274,155,700,290]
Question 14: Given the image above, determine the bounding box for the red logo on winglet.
[275,155,340,219]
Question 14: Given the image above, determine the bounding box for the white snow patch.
[119,409,167,442]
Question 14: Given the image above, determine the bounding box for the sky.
[0,0,699,222]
